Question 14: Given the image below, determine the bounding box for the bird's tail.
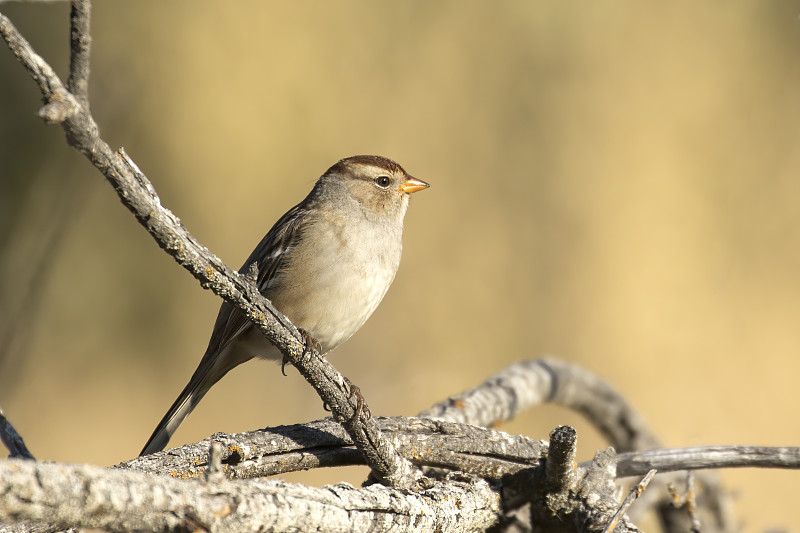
[139,346,249,457]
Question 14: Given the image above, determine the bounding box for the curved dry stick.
[418,359,736,531]
[419,358,660,452]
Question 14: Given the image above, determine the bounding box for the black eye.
[374,175,391,188]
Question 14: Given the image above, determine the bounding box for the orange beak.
[399,176,430,194]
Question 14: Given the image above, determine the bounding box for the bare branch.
[419,358,661,453]
[67,0,91,106]
[119,416,547,481]
[616,445,800,477]
[0,459,500,533]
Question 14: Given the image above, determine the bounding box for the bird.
[140,155,429,456]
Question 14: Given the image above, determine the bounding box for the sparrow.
[140,155,429,456]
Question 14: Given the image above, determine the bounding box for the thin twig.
[601,469,657,533]
[668,473,703,533]
[67,0,91,106]
[615,445,800,477]
[686,472,702,533]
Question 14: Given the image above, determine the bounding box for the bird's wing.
[139,202,314,456]
[205,201,314,355]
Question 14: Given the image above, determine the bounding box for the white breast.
[264,208,404,354]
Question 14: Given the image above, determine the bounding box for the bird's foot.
[282,328,321,376]
[343,376,371,421]
[321,377,370,421]
[280,329,320,376]
[299,328,321,358]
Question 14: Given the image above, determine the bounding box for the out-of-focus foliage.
[2,3,799,530]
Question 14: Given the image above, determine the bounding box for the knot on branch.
[505,426,642,533]
[37,88,81,124]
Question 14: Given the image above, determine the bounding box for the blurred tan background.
[2,1,799,530]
